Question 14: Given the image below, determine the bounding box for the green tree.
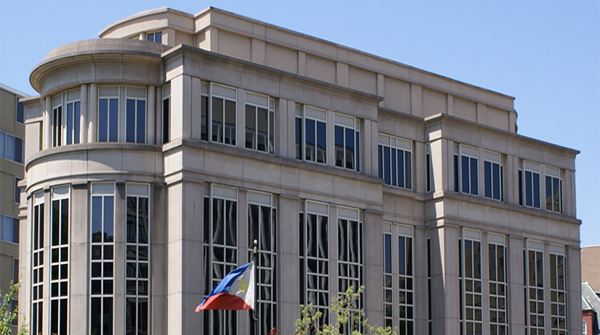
[295,286,395,335]
[0,281,27,335]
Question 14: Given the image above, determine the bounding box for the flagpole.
[253,239,258,335]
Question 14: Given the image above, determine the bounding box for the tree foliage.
[295,286,395,335]
[0,281,28,335]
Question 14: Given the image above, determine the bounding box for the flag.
[195,262,255,312]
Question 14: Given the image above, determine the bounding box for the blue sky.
[1,1,598,245]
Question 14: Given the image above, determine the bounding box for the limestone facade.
[19,7,581,335]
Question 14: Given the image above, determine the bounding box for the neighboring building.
[582,246,600,290]
[19,7,581,335]
[582,282,600,335]
[0,83,26,332]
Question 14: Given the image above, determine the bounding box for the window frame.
[378,133,412,189]
[125,183,151,335]
[16,99,24,124]
[52,90,81,147]
[124,87,147,144]
[545,166,562,213]
[146,31,162,44]
[483,151,503,201]
[244,91,275,154]
[524,240,545,334]
[334,114,360,172]
[0,130,24,164]
[460,229,483,335]
[521,161,541,209]
[98,86,120,143]
[299,200,330,326]
[49,186,70,335]
[90,182,116,335]
[296,105,328,165]
[455,145,479,196]
[201,82,237,146]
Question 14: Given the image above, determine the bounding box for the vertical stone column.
[277,98,290,158]
[362,119,374,176]
[113,183,126,335]
[191,78,202,141]
[278,195,300,335]
[442,225,461,334]
[147,85,156,145]
[508,236,525,333]
[88,83,98,143]
[364,209,384,329]
[567,245,582,334]
[505,154,516,204]
[43,96,51,149]
[80,85,88,143]
[151,184,168,334]
[70,184,90,334]
[156,86,163,145]
[415,141,426,193]
[167,181,204,334]
[169,75,192,140]
[413,226,428,334]
[236,88,245,149]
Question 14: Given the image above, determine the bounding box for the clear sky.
[1,1,598,245]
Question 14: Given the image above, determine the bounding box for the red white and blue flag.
[195,262,255,312]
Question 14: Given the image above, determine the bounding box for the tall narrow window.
[460,229,482,335]
[16,100,24,124]
[0,131,23,164]
[203,185,238,335]
[338,207,363,333]
[15,177,21,204]
[126,184,150,335]
[52,90,81,146]
[53,95,63,147]
[50,186,70,335]
[245,92,275,154]
[98,87,119,142]
[296,106,327,164]
[484,151,503,201]
[522,161,541,209]
[125,87,146,143]
[31,192,44,335]
[456,145,478,195]
[201,84,236,146]
[397,225,414,335]
[426,144,432,193]
[378,134,412,189]
[299,201,329,325]
[525,240,544,334]
[335,114,360,171]
[550,245,567,334]
[162,85,170,144]
[488,234,508,335]
[90,183,115,335]
[545,167,562,213]
[247,192,277,335]
[383,225,393,329]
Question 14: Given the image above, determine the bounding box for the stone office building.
[0,83,26,334]
[19,7,581,335]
